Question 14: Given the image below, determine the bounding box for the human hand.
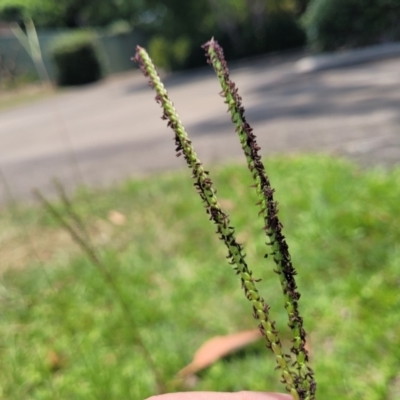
[147,391,292,400]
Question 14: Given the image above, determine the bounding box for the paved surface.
[296,42,400,72]
[1,52,400,204]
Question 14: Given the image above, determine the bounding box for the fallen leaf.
[236,231,250,244]
[219,198,235,211]
[177,329,262,378]
[108,210,126,226]
[47,350,66,372]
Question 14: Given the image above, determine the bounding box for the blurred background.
[1,1,400,399]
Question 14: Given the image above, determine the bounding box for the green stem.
[133,46,298,396]
[203,38,316,400]
[34,189,166,395]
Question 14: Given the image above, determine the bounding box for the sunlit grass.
[1,155,399,399]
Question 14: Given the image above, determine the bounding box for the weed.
[134,39,316,399]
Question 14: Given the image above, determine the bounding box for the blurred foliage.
[145,0,307,71]
[19,0,400,71]
[303,0,400,51]
[148,36,191,71]
[50,31,103,86]
[0,0,309,71]
[0,0,143,28]
[106,20,133,36]
[3,0,398,68]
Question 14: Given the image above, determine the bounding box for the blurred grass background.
[1,155,400,399]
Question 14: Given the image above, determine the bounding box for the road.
[1,52,400,204]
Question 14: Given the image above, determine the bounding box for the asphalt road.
[1,52,400,204]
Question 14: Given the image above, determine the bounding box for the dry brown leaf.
[177,329,262,378]
[177,329,312,385]
[236,231,250,244]
[219,198,235,211]
[108,210,126,226]
[47,350,66,372]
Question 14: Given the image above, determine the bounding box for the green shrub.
[252,12,306,54]
[147,13,305,72]
[148,36,191,72]
[50,31,103,86]
[304,0,400,51]
[106,20,132,36]
[216,12,306,62]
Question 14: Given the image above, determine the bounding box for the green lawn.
[1,155,399,399]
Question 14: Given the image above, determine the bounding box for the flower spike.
[202,38,316,400]
[133,46,298,395]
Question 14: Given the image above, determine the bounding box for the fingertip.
[145,391,293,400]
[237,391,293,400]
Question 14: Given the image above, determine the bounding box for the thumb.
[147,391,292,400]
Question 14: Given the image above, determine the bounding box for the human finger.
[146,391,292,400]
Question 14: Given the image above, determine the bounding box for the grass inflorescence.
[134,39,316,400]
[203,38,315,399]
[134,45,297,397]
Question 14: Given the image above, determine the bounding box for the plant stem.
[33,189,166,395]
[133,46,298,396]
[52,179,91,242]
[203,38,316,400]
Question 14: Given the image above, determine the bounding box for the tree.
[304,0,400,51]
[0,0,145,28]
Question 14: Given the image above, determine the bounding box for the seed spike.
[203,38,316,399]
[134,45,296,393]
